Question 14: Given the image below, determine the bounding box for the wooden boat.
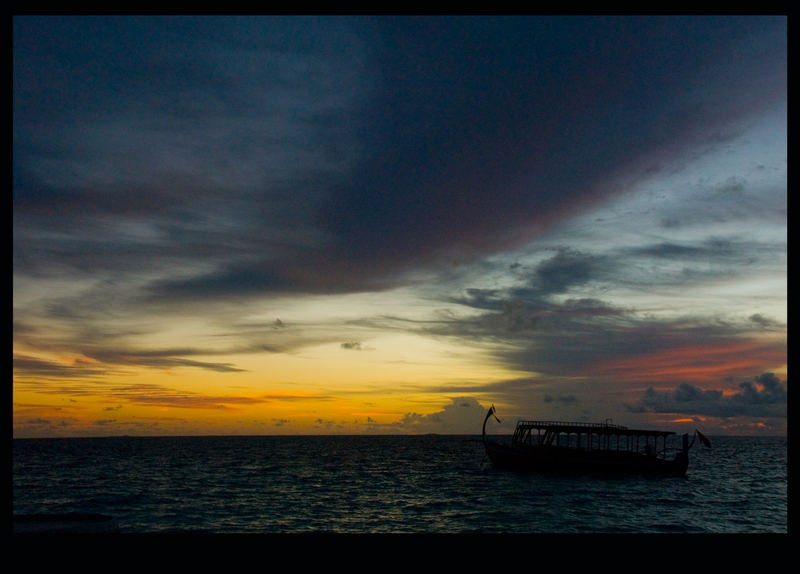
[482,406,708,477]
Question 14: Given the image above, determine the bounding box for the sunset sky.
[13,16,786,438]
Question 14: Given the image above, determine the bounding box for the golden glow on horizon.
[13,307,788,438]
[12,329,525,437]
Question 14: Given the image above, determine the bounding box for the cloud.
[434,301,786,386]
[531,248,603,295]
[12,17,787,436]
[625,373,786,418]
[260,393,332,402]
[420,228,786,386]
[13,353,108,379]
[14,17,786,300]
[341,340,375,351]
[14,16,371,289]
[86,349,247,373]
[449,248,617,313]
[748,313,784,330]
[395,397,488,434]
[306,16,786,292]
[93,419,117,426]
[13,370,270,409]
[13,346,247,377]
[544,394,578,404]
[104,384,270,410]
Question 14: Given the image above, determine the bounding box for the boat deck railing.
[515,420,629,431]
[514,420,675,438]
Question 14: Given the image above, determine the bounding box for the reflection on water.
[13,435,786,533]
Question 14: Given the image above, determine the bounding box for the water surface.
[13,435,787,533]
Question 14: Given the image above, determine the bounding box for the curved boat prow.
[482,405,501,443]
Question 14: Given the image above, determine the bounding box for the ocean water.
[13,434,787,533]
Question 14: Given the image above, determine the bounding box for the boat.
[482,406,709,476]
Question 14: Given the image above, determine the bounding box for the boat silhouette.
[482,406,708,476]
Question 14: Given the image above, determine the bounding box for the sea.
[12,434,787,534]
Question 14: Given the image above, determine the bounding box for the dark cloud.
[626,373,786,418]
[435,302,784,384]
[423,241,786,382]
[82,348,247,373]
[14,15,370,286]
[748,313,784,330]
[13,353,108,379]
[626,237,767,268]
[544,394,579,404]
[427,249,632,375]
[531,248,604,295]
[450,248,614,311]
[308,16,786,290]
[93,419,117,426]
[13,346,246,380]
[14,16,786,299]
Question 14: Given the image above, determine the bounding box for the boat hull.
[484,440,688,477]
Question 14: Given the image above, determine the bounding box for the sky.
[13,16,786,438]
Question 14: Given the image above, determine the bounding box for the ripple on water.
[13,435,787,533]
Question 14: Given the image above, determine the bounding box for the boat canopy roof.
[514,420,675,438]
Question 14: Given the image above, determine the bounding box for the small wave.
[13,435,787,533]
